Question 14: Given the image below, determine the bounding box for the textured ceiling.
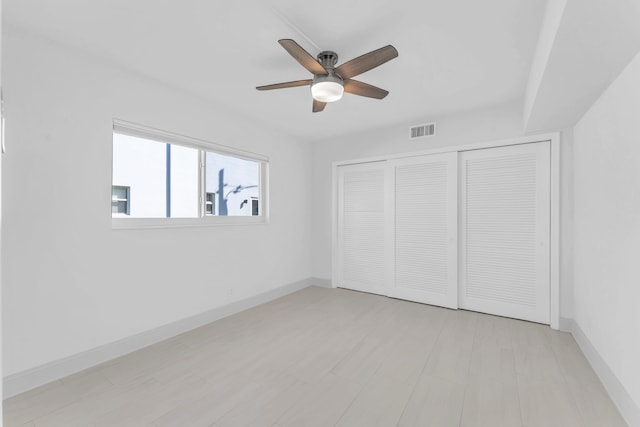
[4,0,546,141]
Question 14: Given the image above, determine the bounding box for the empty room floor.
[3,286,627,427]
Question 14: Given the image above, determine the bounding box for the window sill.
[112,216,268,230]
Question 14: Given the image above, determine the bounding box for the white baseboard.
[570,320,640,427]
[3,278,314,399]
[559,316,574,332]
[311,277,333,288]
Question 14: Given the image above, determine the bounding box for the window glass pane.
[169,144,199,218]
[113,134,166,218]
[205,192,215,216]
[112,186,128,200]
[112,200,128,214]
[112,133,198,218]
[205,152,260,216]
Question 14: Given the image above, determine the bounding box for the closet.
[336,141,552,324]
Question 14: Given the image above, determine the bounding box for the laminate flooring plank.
[330,333,396,385]
[548,330,601,385]
[283,326,370,384]
[421,309,478,385]
[467,313,517,385]
[329,300,411,385]
[517,375,584,427]
[31,375,164,426]
[397,374,465,427]
[511,320,565,385]
[98,339,192,385]
[370,302,446,386]
[4,381,83,427]
[5,365,116,426]
[217,378,309,427]
[565,378,628,427]
[459,380,522,427]
[335,372,415,427]
[151,374,262,427]
[275,373,361,427]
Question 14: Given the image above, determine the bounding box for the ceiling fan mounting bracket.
[317,51,338,70]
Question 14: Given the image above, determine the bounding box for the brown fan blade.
[343,79,389,99]
[256,79,312,91]
[278,39,328,75]
[312,99,327,113]
[335,45,398,80]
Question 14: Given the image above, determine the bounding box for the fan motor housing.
[317,51,338,69]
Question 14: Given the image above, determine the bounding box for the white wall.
[573,49,640,416]
[559,127,574,321]
[1,27,313,377]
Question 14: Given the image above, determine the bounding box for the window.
[111,185,130,215]
[112,120,268,227]
[205,192,215,215]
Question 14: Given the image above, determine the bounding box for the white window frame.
[112,119,269,229]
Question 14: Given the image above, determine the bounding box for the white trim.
[112,215,267,230]
[571,320,640,427]
[384,160,395,299]
[331,132,561,329]
[311,277,333,288]
[3,278,314,399]
[559,317,573,333]
[549,132,561,329]
[113,119,268,162]
[332,132,559,167]
[331,161,339,289]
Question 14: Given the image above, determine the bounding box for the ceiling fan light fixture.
[311,75,344,103]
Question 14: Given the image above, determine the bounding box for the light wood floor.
[4,286,628,427]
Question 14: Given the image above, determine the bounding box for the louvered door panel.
[389,153,458,308]
[337,162,387,295]
[460,142,550,324]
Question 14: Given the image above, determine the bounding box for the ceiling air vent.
[409,122,436,140]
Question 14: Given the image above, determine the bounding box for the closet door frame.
[331,132,561,330]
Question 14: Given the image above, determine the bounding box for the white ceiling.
[4,0,546,141]
[524,0,640,132]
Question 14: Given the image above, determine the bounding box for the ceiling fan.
[256,39,398,112]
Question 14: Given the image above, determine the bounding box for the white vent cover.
[409,122,436,140]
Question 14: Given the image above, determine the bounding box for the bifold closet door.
[460,142,551,324]
[389,153,458,308]
[337,162,388,296]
